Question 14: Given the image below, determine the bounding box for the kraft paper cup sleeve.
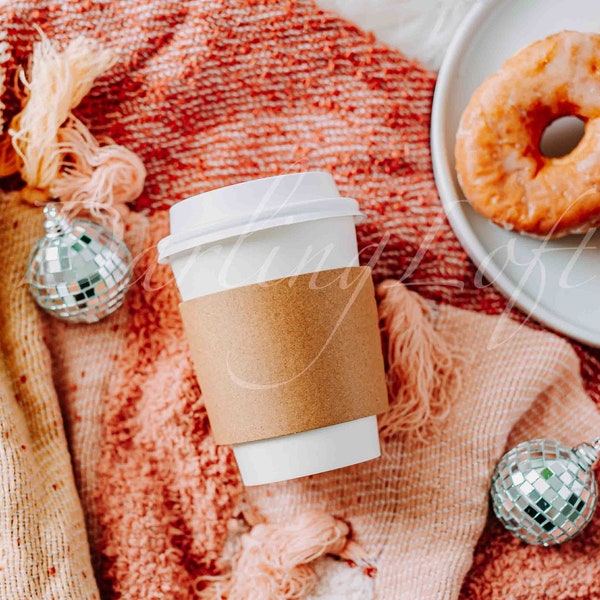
[179,266,389,445]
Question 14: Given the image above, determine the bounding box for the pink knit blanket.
[1,1,600,598]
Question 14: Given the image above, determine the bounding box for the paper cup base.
[232,416,380,486]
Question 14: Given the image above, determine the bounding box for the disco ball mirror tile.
[27,217,132,324]
[491,438,598,545]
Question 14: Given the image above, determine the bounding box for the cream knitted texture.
[0,195,99,598]
[246,304,600,600]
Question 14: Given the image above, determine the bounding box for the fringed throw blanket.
[1,2,600,599]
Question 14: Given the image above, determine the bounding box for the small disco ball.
[491,438,599,545]
[26,204,132,324]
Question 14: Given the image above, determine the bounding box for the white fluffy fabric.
[307,556,375,600]
[316,0,478,69]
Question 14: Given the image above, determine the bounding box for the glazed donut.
[455,31,600,238]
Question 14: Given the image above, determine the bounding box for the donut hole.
[539,115,586,158]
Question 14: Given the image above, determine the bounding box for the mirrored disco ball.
[26,205,132,324]
[491,438,599,545]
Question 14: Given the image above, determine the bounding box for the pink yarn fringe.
[52,115,146,235]
[376,279,463,438]
[5,32,145,231]
[199,511,353,600]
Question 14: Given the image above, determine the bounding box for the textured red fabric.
[2,0,600,598]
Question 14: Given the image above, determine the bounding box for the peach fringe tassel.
[52,115,146,225]
[376,279,462,438]
[199,511,355,600]
[4,31,146,231]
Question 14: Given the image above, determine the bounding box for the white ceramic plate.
[431,0,600,347]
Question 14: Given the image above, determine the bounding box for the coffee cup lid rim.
[157,196,364,263]
[173,171,333,212]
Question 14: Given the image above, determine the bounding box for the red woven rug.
[2,1,600,597]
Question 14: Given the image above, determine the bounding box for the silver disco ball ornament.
[491,437,600,545]
[26,204,132,323]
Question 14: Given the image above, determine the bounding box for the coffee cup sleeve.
[179,266,389,445]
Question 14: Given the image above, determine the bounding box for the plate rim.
[430,0,600,348]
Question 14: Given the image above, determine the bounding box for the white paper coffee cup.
[158,171,382,486]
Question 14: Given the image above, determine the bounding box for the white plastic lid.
[157,171,364,263]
